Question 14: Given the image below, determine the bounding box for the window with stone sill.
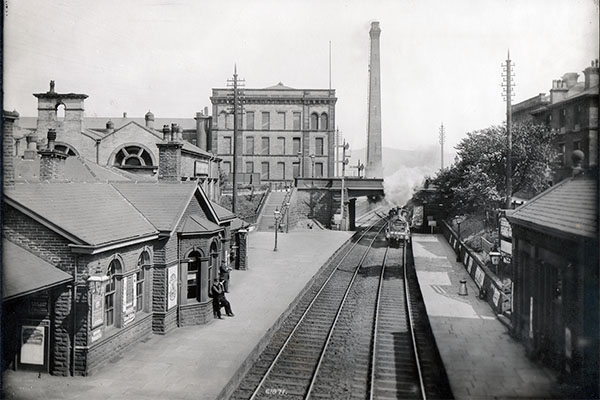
[105,258,122,327]
[246,111,255,130]
[136,251,151,312]
[293,112,301,130]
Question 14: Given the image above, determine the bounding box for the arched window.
[105,258,122,327]
[113,145,155,170]
[320,113,328,130]
[54,143,78,157]
[310,113,319,130]
[56,103,66,121]
[210,241,219,285]
[187,250,202,301]
[137,251,151,312]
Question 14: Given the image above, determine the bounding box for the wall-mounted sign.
[91,291,104,329]
[167,265,178,310]
[499,217,512,239]
[20,326,45,365]
[123,275,136,326]
[475,267,485,288]
[91,328,103,343]
[500,240,512,257]
[29,295,49,315]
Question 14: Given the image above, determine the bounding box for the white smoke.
[383,165,433,207]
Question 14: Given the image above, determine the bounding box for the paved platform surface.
[412,234,561,399]
[2,229,352,400]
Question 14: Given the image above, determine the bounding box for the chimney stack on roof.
[123,112,127,119]
[157,123,183,182]
[195,109,211,151]
[583,59,599,89]
[145,110,155,129]
[3,110,19,188]
[39,129,68,181]
[24,133,39,160]
[550,79,568,104]
[561,72,579,89]
[106,120,115,134]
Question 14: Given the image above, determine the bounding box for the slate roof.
[180,214,222,234]
[508,175,597,239]
[14,157,132,182]
[210,201,236,221]
[4,183,158,246]
[111,182,201,232]
[2,240,73,301]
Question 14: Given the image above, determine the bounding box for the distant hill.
[346,146,456,206]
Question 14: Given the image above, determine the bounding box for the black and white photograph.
[1,0,598,399]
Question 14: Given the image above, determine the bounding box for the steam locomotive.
[385,208,410,247]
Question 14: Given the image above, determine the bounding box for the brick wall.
[3,110,19,187]
[157,142,183,181]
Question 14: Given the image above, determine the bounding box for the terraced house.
[2,111,247,376]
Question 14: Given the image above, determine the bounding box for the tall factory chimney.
[366,21,383,178]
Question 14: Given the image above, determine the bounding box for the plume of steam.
[383,165,436,207]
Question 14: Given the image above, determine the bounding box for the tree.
[416,121,557,217]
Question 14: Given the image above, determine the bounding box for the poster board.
[167,264,178,310]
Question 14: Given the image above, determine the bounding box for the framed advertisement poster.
[167,264,178,310]
[19,325,49,372]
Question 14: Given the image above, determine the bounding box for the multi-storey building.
[512,59,598,182]
[210,82,337,185]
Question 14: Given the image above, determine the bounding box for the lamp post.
[309,154,316,178]
[285,202,290,233]
[273,208,281,251]
[489,251,501,276]
[454,216,465,262]
[297,151,303,178]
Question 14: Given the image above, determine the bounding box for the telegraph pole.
[502,51,515,209]
[340,139,349,230]
[439,122,446,170]
[227,65,245,214]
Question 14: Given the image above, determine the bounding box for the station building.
[210,83,337,185]
[2,111,247,376]
[508,153,598,397]
[13,81,221,201]
[512,59,598,183]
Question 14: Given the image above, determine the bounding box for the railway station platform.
[412,234,562,399]
[2,228,353,400]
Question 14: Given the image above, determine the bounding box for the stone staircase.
[256,190,288,231]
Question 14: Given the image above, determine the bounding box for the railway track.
[230,209,452,400]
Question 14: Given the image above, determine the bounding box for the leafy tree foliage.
[413,121,557,217]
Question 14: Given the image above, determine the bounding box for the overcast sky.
[3,0,598,153]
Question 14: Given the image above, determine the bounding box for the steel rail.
[403,236,427,400]
[304,223,387,399]
[367,244,390,400]
[248,214,385,400]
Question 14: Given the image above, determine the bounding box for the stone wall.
[294,189,333,228]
